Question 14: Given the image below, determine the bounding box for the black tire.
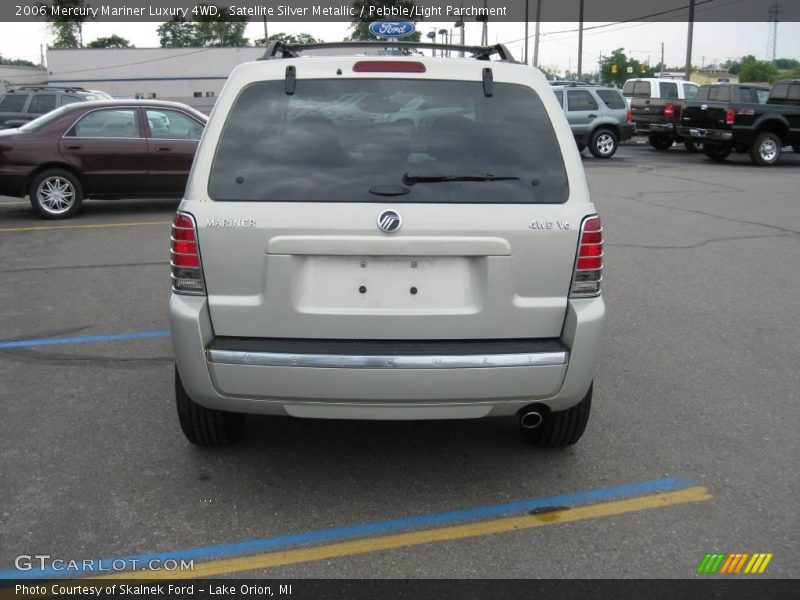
[522,384,592,448]
[589,129,618,159]
[792,145,800,153]
[29,168,84,219]
[576,141,586,153]
[648,133,674,151]
[683,138,704,153]
[703,143,731,162]
[175,366,245,446]
[749,131,782,166]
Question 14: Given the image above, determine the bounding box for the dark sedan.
[0,100,207,219]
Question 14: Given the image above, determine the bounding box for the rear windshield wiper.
[402,173,521,186]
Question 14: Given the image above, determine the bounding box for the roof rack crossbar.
[258,41,517,63]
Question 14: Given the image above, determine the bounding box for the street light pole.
[685,0,695,81]
[577,0,584,80]
[533,0,541,67]
[524,0,529,64]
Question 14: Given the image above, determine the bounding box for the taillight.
[725,108,736,125]
[171,212,206,295]
[353,61,426,73]
[626,109,633,122]
[664,103,674,119]
[570,216,603,298]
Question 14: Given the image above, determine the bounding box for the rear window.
[596,89,625,109]
[209,79,569,204]
[695,86,710,101]
[0,93,29,112]
[683,84,698,100]
[708,86,731,102]
[770,84,789,101]
[660,82,678,99]
[623,81,651,98]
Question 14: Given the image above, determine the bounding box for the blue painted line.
[0,476,695,579]
[0,330,170,349]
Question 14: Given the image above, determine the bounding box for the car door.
[59,107,149,196]
[566,90,599,140]
[144,108,204,196]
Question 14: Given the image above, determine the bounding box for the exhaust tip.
[520,410,543,430]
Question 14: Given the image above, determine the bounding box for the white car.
[168,42,605,448]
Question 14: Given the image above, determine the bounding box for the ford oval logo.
[369,21,416,39]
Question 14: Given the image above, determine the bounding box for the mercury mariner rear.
[169,44,605,447]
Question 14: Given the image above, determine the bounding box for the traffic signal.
[611,64,618,74]
[641,65,647,73]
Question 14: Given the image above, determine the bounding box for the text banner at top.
[4,0,799,23]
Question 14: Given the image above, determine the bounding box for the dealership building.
[45,47,265,112]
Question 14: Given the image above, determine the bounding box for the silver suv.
[551,84,633,158]
[169,42,605,447]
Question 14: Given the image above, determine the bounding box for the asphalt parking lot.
[0,144,798,580]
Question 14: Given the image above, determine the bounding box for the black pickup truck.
[631,97,701,152]
[632,83,770,153]
[677,79,800,166]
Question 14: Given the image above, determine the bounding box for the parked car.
[169,41,605,447]
[0,99,207,218]
[678,78,800,165]
[552,84,634,158]
[622,78,699,108]
[0,86,109,129]
[632,83,770,152]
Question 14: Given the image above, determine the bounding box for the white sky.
[1,20,798,73]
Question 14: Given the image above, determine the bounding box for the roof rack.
[258,41,517,63]
[549,81,593,87]
[10,85,90,92]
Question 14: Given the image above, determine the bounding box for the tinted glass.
[71,108,140,138]
[789,85,800,101]
[61,95,81,106]
[696,86,710,101]
[554,90,564,107]
[146,109,203,140]
[209,79,568,204]
[756,89,770,103]
[0,93,29,111]
[633,81,651,97]
[622,81,635,95]
[660,82,679,99]
[770,84,789,100]
[683,84,698,100]
[29,94,56,114]
[567,90,598,111]
[596,89,625,109]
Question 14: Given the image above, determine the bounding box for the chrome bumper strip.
[207,349,569,369]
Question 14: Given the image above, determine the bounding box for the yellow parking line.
[95,486,710,580]
[0,220,170,233]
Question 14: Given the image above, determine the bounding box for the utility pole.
[480,0,488,46]
[262,16,268,44]
[767,2,780,63]
[577,0,584,80]
[524,0,529,64]
[685,0,695,81]
[660,42,664,78]
[533,0,542,67]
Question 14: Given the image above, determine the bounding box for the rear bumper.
[169,294,604,419]
[634,122,675,135]
[617,124,635,142]
[676,126,733,142]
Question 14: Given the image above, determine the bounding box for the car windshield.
[18,105,73,132]
[208,79,568,204]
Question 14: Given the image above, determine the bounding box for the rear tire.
[576,141,586,153]
[683,139,704,153]
[703,143,731,162]
[648,133,674,151]
[522,384,592,448]
[29,168,83,219]
[175,366,245,446]
[749,132,782,166]
[589,129,618,158]
[792,145,800,153]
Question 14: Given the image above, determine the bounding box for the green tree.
[86,34,133,48]
[740,60,779,83]
[600,48,651,86]
[157,17,196,47]
[256,32,321,47]
[192,4,249,47]
[347,0,422,42]
[774,58,799,70]
[0,55,38,67]
[40,0,92,47]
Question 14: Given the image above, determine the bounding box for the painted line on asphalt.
[100,486,711,580]
[0,476,703,579]
[0,330,170,349]
[0,220,170,233]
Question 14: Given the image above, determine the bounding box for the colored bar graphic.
[700,552,773,575]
